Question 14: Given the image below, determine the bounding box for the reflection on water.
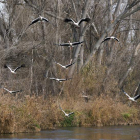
[0,125,140,140]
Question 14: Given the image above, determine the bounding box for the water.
[0,125,140,140]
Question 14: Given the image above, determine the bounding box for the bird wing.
[68,112,74,115]
[59,79,67,81]
[101,37,111,43]
[64,18,75,23]
[65,62,75,68]
[42,17,49,22]
[3,88,11,93]
[14,65,23,72]
[11,90,22,93]
[122,89,131,98]
[114,37,119,42]
[49,78,56,80]
[72,41,84,45]
[59,105,66,115]
[7,66,13,72]
[59,43,70,46]
[134,94,140,100]
[78,18,90,25]
[29,18,40,26]
[56,62,65,68]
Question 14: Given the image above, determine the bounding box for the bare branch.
[113,0,121,19]
[121,6,140,19]
[71,0,78,20]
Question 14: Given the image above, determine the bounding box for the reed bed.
[0,90,139,133]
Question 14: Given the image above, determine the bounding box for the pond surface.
[0,125,140,140]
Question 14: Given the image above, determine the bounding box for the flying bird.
[64,18,90,27]
[56,41,84,48]
[102,36,119,43]
[54,61,75,69]
[59,105,74,117]
[4,64,25,74]
[3,88,22,94]
[49,78,72,82]
[29,15,49,26]
[121,88,140,102]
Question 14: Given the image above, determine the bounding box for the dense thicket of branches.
[0,0,140,100]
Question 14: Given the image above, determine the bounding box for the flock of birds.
[3,15,140,117]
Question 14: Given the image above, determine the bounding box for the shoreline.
[1,123,140,134]
[1,122,140,134]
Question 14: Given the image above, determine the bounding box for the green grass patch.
[122,113,131,120]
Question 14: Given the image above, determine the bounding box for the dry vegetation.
[0,0,140,133]
[0,90,139,133]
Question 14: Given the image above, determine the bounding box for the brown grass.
[0,91,139,134]
[0,93,60,133]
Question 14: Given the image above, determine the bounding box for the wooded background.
[0,0,140,102]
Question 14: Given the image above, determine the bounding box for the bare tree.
[0,0,140,100]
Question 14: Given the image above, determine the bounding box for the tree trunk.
[69,0,91,76]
